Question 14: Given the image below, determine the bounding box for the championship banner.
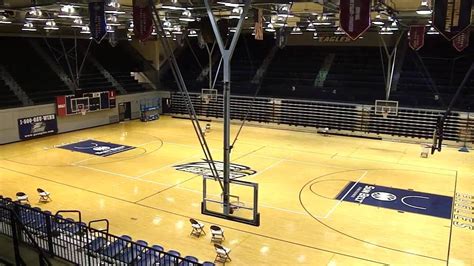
[453,31,470,52]
[254,8,263,41]
[89,1,107,43]
[433,0,472,40]
[18,114,58,140]
[408,26,426,51]
[339,0,371,40]
[133,0,153,41]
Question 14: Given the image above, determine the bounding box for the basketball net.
[381,107,390,118]
[79,107,86,116]
[203,95,210,105]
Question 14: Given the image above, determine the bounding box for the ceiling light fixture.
[44,20,59,30]
[22,21,37,31]
[426,26,439,35]
[306,22,316,32]
[80,26,90,34]
[265,23,275,32]
[372,14,384,25]
[0,15,12,24]
[290,26,303,35]
[416,0,432,15]
[179,10,195,21]
[188,29,198,37]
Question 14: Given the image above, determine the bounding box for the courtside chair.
[210,225,225,243]
[16,192,29,204]
[37,188,52,202]
[214,244,231,264]
[202,261,216,266]
[189,218,206,237]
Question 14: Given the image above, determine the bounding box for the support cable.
[413,51,447,108]
[149,1,222,189]
[185,36,203,70]
[60,38,76,84]
[433,62,474,153]
[230,36,264,149]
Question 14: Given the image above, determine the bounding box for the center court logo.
[59,140,135,157]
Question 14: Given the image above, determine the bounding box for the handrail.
[1,206,52,266]
[88,219,109,234]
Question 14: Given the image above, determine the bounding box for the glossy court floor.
[0,115,472,265]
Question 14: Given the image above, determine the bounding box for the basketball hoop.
[375,100,398,118]
[201,88,217,105]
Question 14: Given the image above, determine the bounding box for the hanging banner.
[339,0,371,40]
[433,0,472,40]
[133,0,153,41]
[452,31,470,52]
[18,114,58,140]
[408,26,426,51]
[89,1,107,43]
[254,8,263,40]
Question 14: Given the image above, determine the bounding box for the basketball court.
[0,116,472,265]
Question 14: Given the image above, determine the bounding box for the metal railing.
[0,197,202,265]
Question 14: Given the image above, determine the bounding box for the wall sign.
[18,114,58,140]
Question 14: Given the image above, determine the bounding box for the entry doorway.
[119,102,132,121]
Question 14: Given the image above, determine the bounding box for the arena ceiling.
[0,0,467,39]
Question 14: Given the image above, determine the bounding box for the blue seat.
[179,255,199,266]
[135,253,158,266]
[63,221,85,235]
[84,236,108,252]
[99,235,131,258]
[115,240,148,263]
[202,262,216,266]
[159,250,181,266]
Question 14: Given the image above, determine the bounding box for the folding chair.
[37,188,52,202]
[189,218,205,237]
[214,244,231,264]
[210,225,225,243]
[16,192,29,204]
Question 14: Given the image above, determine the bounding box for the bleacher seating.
[89,42,148,93]
[0,37,153,109]
[323,47,386,102]
[213,35,274,95]
[38,38,114,94]
[395,36,474,110]
[0,38,70,104]
[164,34,473,111]
[163,35,274,95]
[0,196,207,265]
[0,79,22,108]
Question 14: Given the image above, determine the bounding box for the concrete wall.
[0,91,170,144]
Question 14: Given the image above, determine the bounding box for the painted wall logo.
[337,182,453,219]
[453,192,473,231]
[59,140,135,157]
[174,161,256,179]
